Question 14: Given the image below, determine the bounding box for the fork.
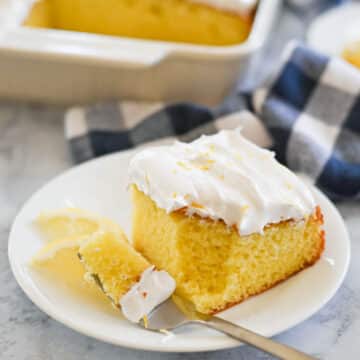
[140,298,316,360]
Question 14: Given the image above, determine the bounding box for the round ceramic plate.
[8,149,350,352]
[307,3,360,56]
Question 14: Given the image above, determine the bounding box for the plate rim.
[8,150,351,353]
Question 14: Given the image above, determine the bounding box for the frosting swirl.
[128,129,316,236]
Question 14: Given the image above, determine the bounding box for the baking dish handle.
[0,28,170,68]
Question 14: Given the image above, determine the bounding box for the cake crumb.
[198,165,211,171]
[142,291,148,298]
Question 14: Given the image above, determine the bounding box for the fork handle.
[196,317,316,360]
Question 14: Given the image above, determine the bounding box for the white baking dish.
[0,0,281,105]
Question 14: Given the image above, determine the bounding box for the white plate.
[307,3,360,56]
[8,149,350,352]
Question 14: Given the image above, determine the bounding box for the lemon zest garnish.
[285,182,294,190]
[191,202,204,209]
[198,165,210,171]
[176,161,191,170]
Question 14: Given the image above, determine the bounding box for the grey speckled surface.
[1,3,360,360]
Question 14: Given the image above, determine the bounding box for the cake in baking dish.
[23,0,256,46]
[129,129,325,315]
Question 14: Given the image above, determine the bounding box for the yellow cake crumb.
[198,165,211,171]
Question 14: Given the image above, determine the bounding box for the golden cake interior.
[23,0,254,46]
[78,230,151,305]
[132,186,325,315]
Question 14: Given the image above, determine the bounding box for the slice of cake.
[24,0,256,46]
[78,230,176,323]
[129,129,325,315]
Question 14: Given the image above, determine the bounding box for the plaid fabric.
[65,43,360,199]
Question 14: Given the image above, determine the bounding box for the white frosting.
[119,266,176,323]
[190,0,257,15]
[129,129,316,236]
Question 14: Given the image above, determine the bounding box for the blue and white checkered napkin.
[65,43,360,199]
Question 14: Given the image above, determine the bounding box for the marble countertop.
[1,3,360,360]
